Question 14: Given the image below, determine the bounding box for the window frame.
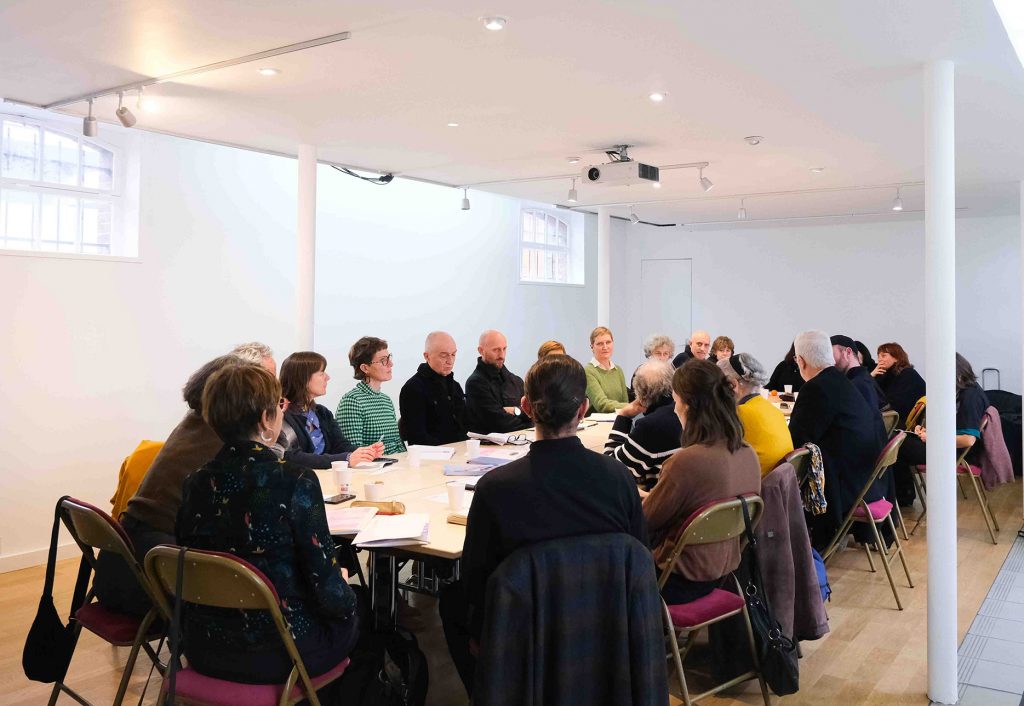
[518,207,583,287]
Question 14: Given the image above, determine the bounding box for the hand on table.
[349,442,385,466]
[618,400,647,418]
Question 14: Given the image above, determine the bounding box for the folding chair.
[658,495,771,706]
[780,447,811,485]
[911,417,999,543]
[821,433,913,610]
[49,498,166,706]
[882,410,900,437]
[904,397,926,431]
[144,546,350,706]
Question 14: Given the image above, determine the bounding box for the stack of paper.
[353,513,430,548]
[589,412,618,422]
[325,506,378,535]
[468,432,515,445]
[444,463,491,476]
[408,445,456,460]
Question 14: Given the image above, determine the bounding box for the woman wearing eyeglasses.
[335,337,406,455]
[280,351,384,468]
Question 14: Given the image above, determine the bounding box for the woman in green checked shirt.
[335,337,407,455]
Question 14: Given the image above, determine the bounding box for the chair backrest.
[904,396,926,430]
[144,545,319,702]
[956,415,990,467]
[881,409,900,436]
[780,447,811,484]
[658,494,764,590]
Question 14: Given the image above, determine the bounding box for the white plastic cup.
[336,468,353,494]
[315,469,339,497]
[465,439,481,458]
[407,447,422,468]
[365,481,386,501]
[446,481,466,512]
[784,385,793,394]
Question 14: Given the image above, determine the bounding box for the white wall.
[314,172,597,408]
[611,215,1021,393]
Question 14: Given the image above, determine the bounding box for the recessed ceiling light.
[447,122,460,128]
[567,156,581,164]
[257,68,281,76]
[649,92,667,102]
[810,167,825,173]
[744,136,764,146]
[482,17,507,31]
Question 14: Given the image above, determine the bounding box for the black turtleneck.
[398,362,468,445]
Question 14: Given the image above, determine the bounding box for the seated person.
[643,360,761,604]
[399,331,468,445]
[630,334,675,395]
[335,336,406,455]
[717,353,794,476]
[585,326,636,412]
[831,334,888,411]
[280,352,383,468]
[108,440,164,521]
[537,340,566,359]
[872,341,927,426]
[230,340,277,374]
[465,330,532,433]
[855,341,877,373]
[766,342,805,393]
[439,354,646,696]
[711,335,734,361]
[672,329,711,367]
[605,360,681,489]
[788,330,886,550]
[177,364,360,683]
[96,353,250,616]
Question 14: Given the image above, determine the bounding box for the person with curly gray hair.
[717,353,793,476]
[605,360,681,490]
[642,334,675,362]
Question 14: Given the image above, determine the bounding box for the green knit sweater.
[585,362,629,412]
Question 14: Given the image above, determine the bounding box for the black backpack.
[335,627,428,706]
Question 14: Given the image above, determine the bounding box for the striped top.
[335,381,407,455]
[603,402,682,490]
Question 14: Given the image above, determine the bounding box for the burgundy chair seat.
[666,588,744,629]
[164,658,350,706]
[74,602,162,645]
[853,498,894,522]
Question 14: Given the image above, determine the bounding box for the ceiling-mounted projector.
[583,160,660,186]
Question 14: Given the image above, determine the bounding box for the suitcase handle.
[982,367,1001,390]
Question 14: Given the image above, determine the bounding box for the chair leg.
[112,611,160,706]
[963,472,998,544]
[868,518,903,610]
[978,482,1000,531]
[662,602,691,705]
[892,503,910,541]
[911,469,927,535]
[862,540,876,572]
[887,515,914,588]
[739,601,772,706]
[956,475,968,500]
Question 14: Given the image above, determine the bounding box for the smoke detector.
[744,136,764,146]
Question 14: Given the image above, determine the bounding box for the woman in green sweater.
[585,326,644,415]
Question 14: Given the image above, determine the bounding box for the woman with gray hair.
[717,353,793,476]
[642,334,675,362]
[605,360,682,490]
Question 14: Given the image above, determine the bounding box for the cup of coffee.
[466,439,481,458]
[446,481,466,512]
[784,385,793,394]
[407,447,422,468]
[365,481,386,501]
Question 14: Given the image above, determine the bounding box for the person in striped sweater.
[335,336,407,455]
[604,360,681,490]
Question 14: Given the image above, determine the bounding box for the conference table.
[329,420,613,627]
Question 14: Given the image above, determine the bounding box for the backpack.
[811,548,831,602]
[335,627,428,706]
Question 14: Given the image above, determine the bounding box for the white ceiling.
[2,0,1023,223]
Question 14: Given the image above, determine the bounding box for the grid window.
[520,209,577,284]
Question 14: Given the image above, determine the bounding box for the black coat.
[671,346,694,369]
[847,366,888,412]
[877,367,926,427]
[789,367,886,525]
[767,359,804,393]
[464,357,531,434]
[282,404,355,469]
[398,363,467,446]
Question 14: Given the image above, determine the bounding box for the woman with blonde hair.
[537,340,566,359]
[585,327,644,415]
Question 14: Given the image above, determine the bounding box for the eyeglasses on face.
[371,354,394,367]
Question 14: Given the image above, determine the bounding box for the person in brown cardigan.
[643,359,761,604]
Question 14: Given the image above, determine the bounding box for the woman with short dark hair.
[335,337,406,454]
[280,351,382,468]
[766,342,804,392]
[177,364,360,684]
[643,360,761,604]
[872,342,926,427]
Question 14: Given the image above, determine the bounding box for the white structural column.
[1020,182,1024,520]
[597,206,611,326]
[924,59,958,705]
[296,144,317,351]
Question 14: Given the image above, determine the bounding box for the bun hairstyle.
[673,359,746,452]
[525,354,587,433]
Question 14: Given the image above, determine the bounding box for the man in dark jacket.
[464,329,531,433]
[789,330,886,550]
[671,329,710,368]
[398,331,468,445]
[831,334,888,412]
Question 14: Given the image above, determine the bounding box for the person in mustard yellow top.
[108,440,164,520]
[717,353,794,476]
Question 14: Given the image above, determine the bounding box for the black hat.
[829,334,856,350]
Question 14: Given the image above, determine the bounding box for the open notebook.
[353,513,430,548]
[324,506,378,535]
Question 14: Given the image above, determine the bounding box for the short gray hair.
[231,341,273,364]
[642,334,675,358]
[632,360,674,407]
[794,330,835,369]
[425,331,455,352]
[717,353,769,391]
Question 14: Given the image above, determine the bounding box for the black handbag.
[22,496,91,683]
[738,495,800,696]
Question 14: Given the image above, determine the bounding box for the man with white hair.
[398,331,468,445]
[231,341,276,374]
[672,329,711,368]
[604,360,680,489]
[465,329,531,433]
[789,330,887,549]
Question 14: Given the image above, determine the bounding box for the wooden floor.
[1,480,1020,706]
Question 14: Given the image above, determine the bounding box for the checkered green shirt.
[335,381,407,454]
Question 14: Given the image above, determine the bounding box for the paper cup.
[336,468,353,494]
[364,481,386,501]
[407,447,422,468]
[446,481,466,512]
[314,469,339,497]
[466,439,481,458]
[784,385,793,394]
